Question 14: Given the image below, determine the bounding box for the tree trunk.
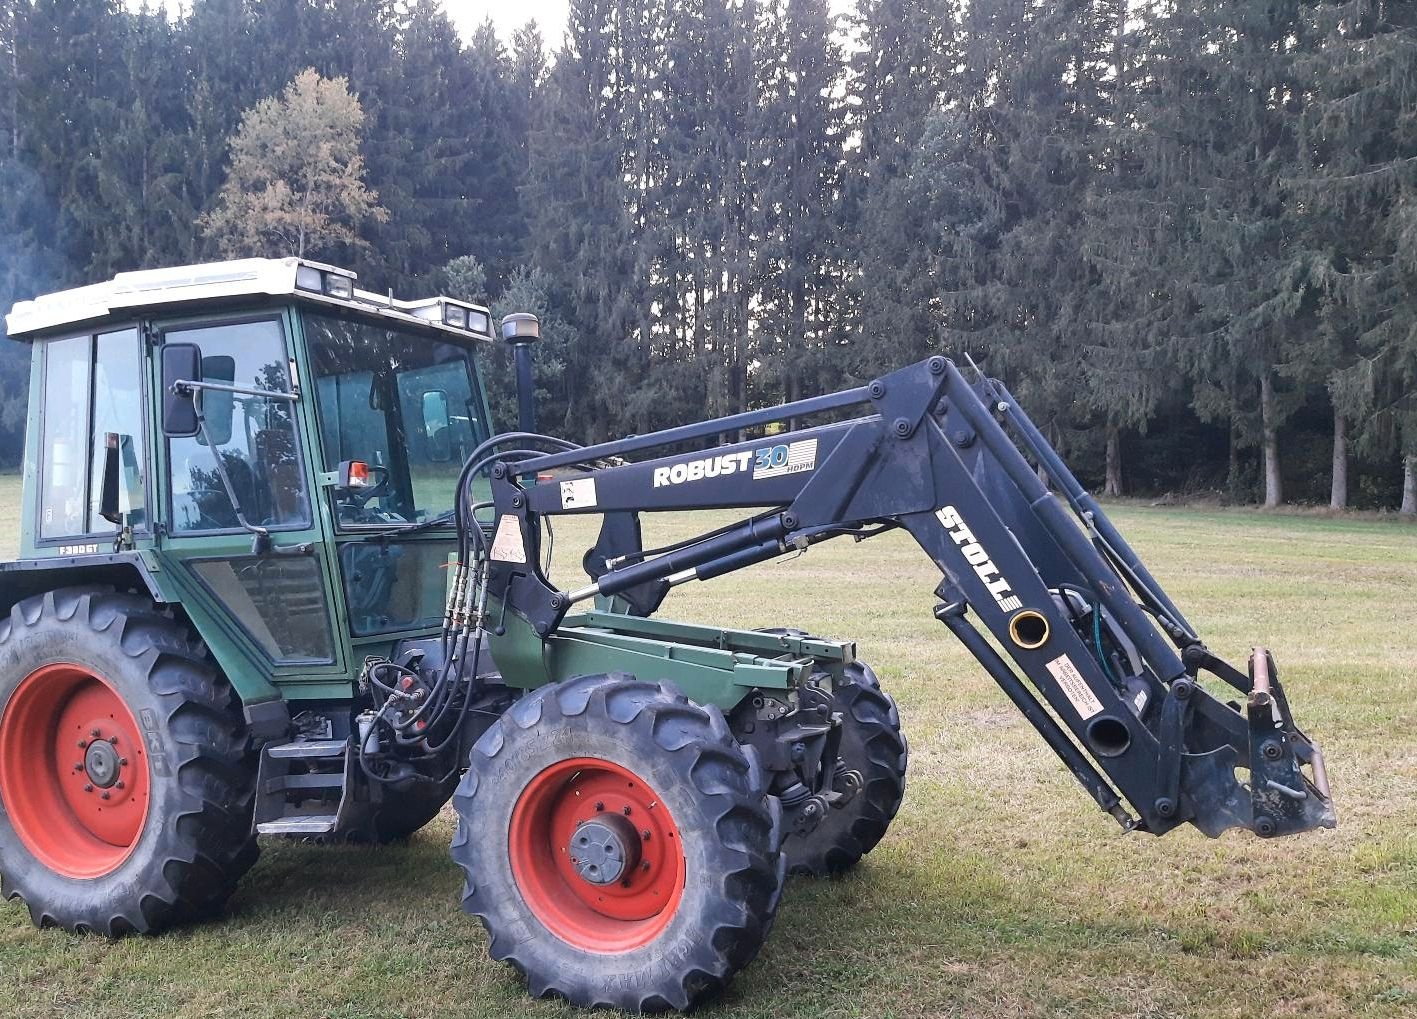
[1402,456,1416,516]
[1260,373,1283,508]
[1329,408,1348,511]
[1227,416,1242,498]
[1104,424,1123,497]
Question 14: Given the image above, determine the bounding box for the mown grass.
[1,480,1415,1018]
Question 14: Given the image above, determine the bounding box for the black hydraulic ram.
[481,355,1336,840]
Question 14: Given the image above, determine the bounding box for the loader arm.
[475,355,1335,840]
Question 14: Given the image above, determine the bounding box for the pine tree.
[1298,0,1417,509]
[754,0,845,410]
[523,0,639,441]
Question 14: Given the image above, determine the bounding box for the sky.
[141,1,856,49]
[141,1,574,44]
[440,0,570,42]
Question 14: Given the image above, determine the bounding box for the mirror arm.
[192,388,271,545]
[173,379,298,403]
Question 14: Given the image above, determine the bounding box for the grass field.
[1,474,1415,1018]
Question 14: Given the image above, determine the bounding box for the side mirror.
[198,355,236,447]
[161,343,202,437]
[422,389,452,463]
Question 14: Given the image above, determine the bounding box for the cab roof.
[4,257,495,344]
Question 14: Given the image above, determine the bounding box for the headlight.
[443,304,468,329]
[323,273,354,299]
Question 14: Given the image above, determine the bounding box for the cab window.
[166,318,308,533]
[38,329,145,540]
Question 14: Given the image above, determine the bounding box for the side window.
[188,557,334,663]
[38,330,145,540]
[89,331,147,534]
[39,336,91,539]
[166,319,308,533]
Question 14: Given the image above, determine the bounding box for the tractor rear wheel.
[787,659,908,877]
[0,588,258,935]
[450,673,784,1012]
[367,776,457,842]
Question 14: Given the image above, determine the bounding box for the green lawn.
[1,486,1415,1018]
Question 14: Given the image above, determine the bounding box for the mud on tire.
[450,673,785,1012]
[0,587,258,935]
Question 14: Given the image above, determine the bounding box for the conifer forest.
[2,0,1415,510]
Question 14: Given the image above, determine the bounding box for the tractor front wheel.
[787,659,908,876]
[451,673,784,1012]
[0,588,257,935]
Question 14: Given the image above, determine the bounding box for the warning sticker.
[1046,653,1104,720]
[560,477,598,510]
[490,514,527,564]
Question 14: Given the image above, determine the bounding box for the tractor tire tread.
[0,586,258,936]
[451,672,783,1012]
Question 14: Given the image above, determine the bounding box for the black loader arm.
[480,356,1336,840]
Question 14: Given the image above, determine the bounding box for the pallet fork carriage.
[0,260,1333,1012]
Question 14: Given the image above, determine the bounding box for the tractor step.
[266,739,347,759]
[252,737,357,838]
[256,815,339,836]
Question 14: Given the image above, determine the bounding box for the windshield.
[305,311,490,528]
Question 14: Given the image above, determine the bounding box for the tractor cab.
[3,258,499,725]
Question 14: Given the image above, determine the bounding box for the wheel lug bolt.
[77,740,88,749]
[622,805,632,816]
[74,762,84,771]
[594,801,604,812]
[90,729,100,738]
[83,784,93,793]
[109,735,119,745]
[116,781,125,790]
[641,829,651,841]
[641,861,651,871]
[100,791,110,800]
[119,758,128,766]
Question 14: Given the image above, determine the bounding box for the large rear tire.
[451,673,784,1012]
[788,660,908,877]
[0,588,258,935]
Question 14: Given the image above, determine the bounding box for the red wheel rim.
[0,663,150,878]
[509,757,685,953]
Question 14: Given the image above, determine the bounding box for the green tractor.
[0,258,1332,1011]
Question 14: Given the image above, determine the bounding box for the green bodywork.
[7,295,830,719]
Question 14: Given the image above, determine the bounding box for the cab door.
[149,310,350,698]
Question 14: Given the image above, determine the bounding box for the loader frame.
[477,355,1335,841]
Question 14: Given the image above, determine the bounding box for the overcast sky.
[142,1,573,44]
[142,1,855,49]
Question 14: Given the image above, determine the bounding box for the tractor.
[0,258,1334,1011]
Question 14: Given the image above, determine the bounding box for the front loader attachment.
[919,362,1336,838]
[477,355,1336,841]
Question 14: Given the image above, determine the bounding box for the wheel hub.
[569,814,641,886]
[84,737,122,788]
